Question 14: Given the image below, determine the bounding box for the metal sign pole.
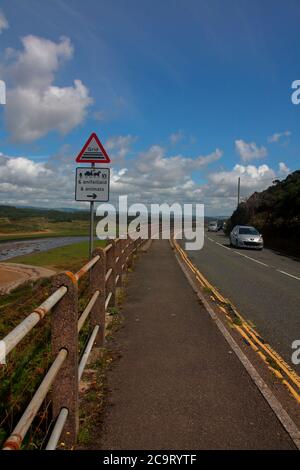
[89,162,95,259]
[75,132,111,260]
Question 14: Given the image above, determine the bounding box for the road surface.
[182,231,300,372]
[96,241,295,450]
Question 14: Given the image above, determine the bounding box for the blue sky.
[0,0,299,214]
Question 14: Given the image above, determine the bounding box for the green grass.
[0,219,90,242]
[7,239,105,272]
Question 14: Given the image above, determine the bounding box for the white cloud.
[110,145,222,204]
[0,154,52,184]
[0,140,290,216]
[169,130,184,145]
[0,151,78,207]
[8,35,73,89]
[278,162,290,176]
[206,162,290,206]
[268,130,291,143]
[209,163,275,187]
[235,139,267,162]
[105,135,136,165]
[3,35,92,142]
[0,10,9,34]
[0,142,222,209]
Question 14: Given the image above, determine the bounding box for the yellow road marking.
[234,325,259,352]
[282,380,300,404]
[173,238,300,404]
[268,367,283,380]
[243,324,300,390]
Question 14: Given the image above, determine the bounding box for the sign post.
[90,163,95,258]
[75,133,111,259]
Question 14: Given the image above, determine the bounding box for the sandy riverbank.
[0,263,56,294]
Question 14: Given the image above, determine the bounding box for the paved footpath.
[99,240,295,450]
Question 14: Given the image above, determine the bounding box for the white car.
[230,225,263,250]
[208,221,218,232]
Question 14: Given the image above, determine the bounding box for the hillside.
[0,205,90,222]
[0,205,90,240]
[226,170,300,257]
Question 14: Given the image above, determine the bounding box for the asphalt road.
[183,231,300,372]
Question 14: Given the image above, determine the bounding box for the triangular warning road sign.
[76,132,111,163]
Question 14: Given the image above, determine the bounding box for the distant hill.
[226,170,300,256]
[0,205,90,222]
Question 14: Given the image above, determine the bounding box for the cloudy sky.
[0,0,299,215]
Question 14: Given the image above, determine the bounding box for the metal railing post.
[107,239,116,307]
[90,248,106,347]
[120,238,126,278]
[115,239,122,287]
[51,272,79,448]
[127,239,133,269]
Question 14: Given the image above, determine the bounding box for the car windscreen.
[238,228,259,235]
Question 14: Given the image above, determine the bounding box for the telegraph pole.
[237,177,241,207]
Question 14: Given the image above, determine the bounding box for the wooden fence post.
[51,271,79,448]
[90,248,106,347]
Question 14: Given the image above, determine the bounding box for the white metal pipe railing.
[3,348,68,450]
[74,255,100,281]
[78,325,99,381]
[105,292,112,310]
[0,286,67,362]
[104,244,113,253]
[45,407,69,450]
[105,268,112,283]
[1,237,141,450]
[77,290,100,333]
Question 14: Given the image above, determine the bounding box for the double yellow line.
[172,238,300,404]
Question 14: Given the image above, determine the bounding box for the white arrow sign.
[75,167,110,202]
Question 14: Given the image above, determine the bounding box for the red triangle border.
[76,132,111,163]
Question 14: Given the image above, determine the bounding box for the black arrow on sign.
[87,193,97,199]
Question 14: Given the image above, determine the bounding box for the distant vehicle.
[222,221,227,232]
[230,225,263,250]
[208,221,218,232]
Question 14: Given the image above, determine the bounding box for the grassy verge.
[77,291,125,449]
[7,239,105,272]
